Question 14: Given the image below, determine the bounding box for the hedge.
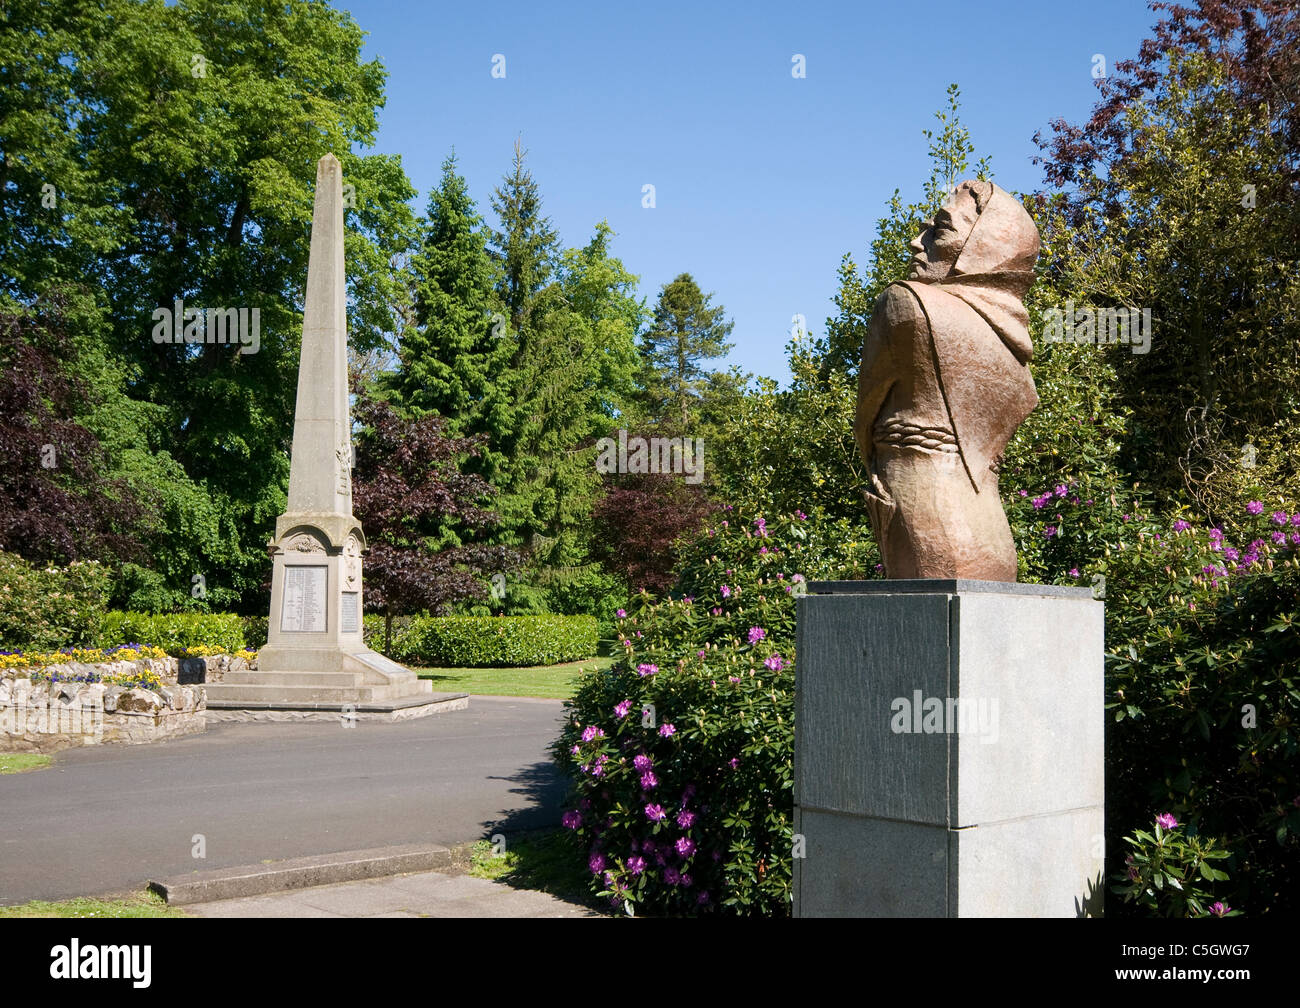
[98,610,246,655]
[393,614,598,667]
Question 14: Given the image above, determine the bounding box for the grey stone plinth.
[794,580,1104,918]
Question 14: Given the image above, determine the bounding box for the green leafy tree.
[1,0,420,609]
[1034,19,1300,520]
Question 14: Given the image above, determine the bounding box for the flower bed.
[0,648,214,754]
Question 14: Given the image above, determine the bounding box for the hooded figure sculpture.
[854,179,1039,581]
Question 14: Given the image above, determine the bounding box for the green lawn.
[414,655,612,699]
[0,753,52,774]
[0,891,189,918]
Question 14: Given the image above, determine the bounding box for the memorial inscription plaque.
[341,591,359,634]
[281,565,328,633]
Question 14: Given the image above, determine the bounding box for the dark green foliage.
[1,0,419,605]
[1097,505,1300,917]
[1112,816,1237,918]
[541,567,629,640]
[385,151,507,496]
[394,614,598,667]
[638,273,736,432]
[555,508,875,915]
[241,614,268,650]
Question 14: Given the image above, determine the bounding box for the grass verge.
[465,828,606,913]
[0,890,189,918]
[0,753,52,774]
[414,655,612,699]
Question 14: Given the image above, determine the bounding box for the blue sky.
[340,0,1162,384]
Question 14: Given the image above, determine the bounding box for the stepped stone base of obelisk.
[204,647,464,720]
[793,579,1104,918]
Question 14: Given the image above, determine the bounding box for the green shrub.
[544,567,629,639]
[554,506,876,916]
[1111,813,1237,917]
[0,551,110,651]
[241,614,268,650]
[398,614,598,667]
[98,610,245,655]
[362,613,416,655]
[1008,481,1300,916]
[1096,501,1300,917]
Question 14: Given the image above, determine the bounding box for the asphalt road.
[0,697,572,905]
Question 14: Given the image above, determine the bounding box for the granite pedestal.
[793,580,1104,917]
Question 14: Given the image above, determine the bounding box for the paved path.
[187,869,600,918]
[0,697,571,905]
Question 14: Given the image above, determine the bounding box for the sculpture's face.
[906,187,981,283]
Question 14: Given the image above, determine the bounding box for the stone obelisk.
[205,154,454,718]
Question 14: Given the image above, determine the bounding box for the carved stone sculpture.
[854,179,1040,581]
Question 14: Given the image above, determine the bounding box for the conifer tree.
[638,273,736,431]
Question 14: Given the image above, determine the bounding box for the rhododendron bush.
[552,508,876,915]
[1010,479,1300,916]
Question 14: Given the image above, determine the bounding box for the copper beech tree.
[349,386,517,651]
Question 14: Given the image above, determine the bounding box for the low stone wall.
[0,658,206,754]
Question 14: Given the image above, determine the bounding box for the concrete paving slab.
[186,869,602,918]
